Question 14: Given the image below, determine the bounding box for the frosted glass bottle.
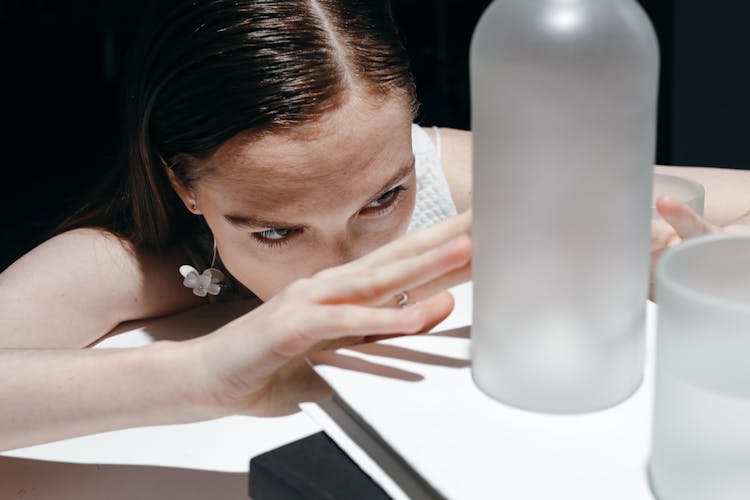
[470,0,659,413]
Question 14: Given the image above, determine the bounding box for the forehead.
[197,94,414,212]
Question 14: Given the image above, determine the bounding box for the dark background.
[3,0,750,271]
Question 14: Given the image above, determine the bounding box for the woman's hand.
[650,196,750,300]
[187,211,472,417]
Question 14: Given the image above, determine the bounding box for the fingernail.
[655,195,671,206]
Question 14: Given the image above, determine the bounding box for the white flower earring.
[179,238,224,297]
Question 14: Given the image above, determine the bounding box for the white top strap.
[432,126,443,163]
[407,124,458,233]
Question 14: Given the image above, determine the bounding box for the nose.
[311,233,366,275]
[332,234,363,264]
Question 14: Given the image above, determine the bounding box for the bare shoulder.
[0,228,201,348]
[423,127,473,213]
[655,164,750,226]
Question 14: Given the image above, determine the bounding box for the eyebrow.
[224,155,416,229]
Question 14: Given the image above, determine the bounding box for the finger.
[649,216,685,302]
[313,291,455,347]
[382,262,471,307]
[271,302,428,357]
[346,210,472,271]
[655,195,718,240]
[274,291,456,357]
[408,290,456,333]
[648,244,668,301]
[311,233,471,305]
[650,218,679,252]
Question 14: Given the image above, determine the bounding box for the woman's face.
[185,94,416,301]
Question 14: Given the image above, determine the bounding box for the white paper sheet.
[305,282,658,499]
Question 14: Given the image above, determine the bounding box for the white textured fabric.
[406,124,458,232]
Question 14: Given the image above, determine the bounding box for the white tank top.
[407,124,459,232]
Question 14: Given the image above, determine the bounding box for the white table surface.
[1,286,660,500]
[304,283,659,500]
[0,301,321,500]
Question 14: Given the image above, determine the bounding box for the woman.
[1,0,748,451]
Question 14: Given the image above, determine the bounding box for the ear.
[165,167,201,214]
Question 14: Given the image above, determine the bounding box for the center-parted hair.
[60,0,417,250]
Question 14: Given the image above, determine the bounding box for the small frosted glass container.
[652,172,705,219]
[650,234,750,500]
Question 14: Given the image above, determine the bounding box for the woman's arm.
[0,229,214,450]
[0,342,217,451]
[433,127,750,227]
[0,213,473,450]
[0,228,201,348]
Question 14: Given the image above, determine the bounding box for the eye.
[366,187,399,208]
[251,227,300,248]
[361,186,407,215]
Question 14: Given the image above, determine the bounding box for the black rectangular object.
[248,431,391,500]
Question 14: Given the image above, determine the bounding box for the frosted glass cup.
[652,173,704,219]
[650,234,750,500]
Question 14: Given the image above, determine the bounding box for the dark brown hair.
[58,0,417,252]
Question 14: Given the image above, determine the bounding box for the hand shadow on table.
[0,456,249,500]
[309,325,471,382]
